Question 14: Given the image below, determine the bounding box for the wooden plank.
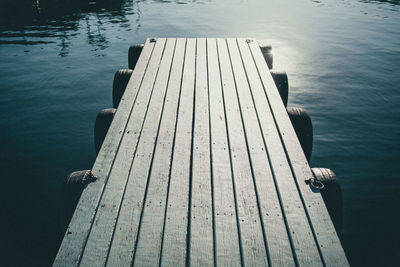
[189,38,214,266]
[160,38,195,266]
[227,38,295,266]
[207,38,241,266]
[53,38,156,267]
[238,38,323,266]
[217,38,269,266]
[79,38,175,266]
[248,39,349,266]
[133,38,186,266]
[103,38,176,266]
[55,37,348,267]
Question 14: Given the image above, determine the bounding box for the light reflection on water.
[0,0,399,266]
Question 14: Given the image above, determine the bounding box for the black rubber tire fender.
[113,69,133,108]
[59,170,90,234]
[259,44,273,69]
[94,108,116,155]
[311,167,343,236]
[271,70,289,106]
[286,107,313,162]
[128,44,144,70]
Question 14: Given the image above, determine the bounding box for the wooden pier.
[54,38,349,266]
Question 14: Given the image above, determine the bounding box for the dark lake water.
[0,0,399,265]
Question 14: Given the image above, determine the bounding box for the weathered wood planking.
[228,38,295,266]
[54,38,349,267]
[106,38,175,266]
[53,38,157,266]
[133,37,186,266]
[237,38,322,266]
[208,38,241,266]
[79,38,173,266]
[189,38,214,266]
[218,38,269,266]
[247,39,349,266]
[160,38,195,266]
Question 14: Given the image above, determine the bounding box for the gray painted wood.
[53,38,156,267]
[160,38,196,267]
[55,38,348,267]
[189,38,214,266]
[79,38,174,266]
[239,38,323,266]
[133,38,186,266]
[217,38,269,266]
[239,37,322,266]
[207,38,241,266]
[103,38,176,266]
[249,39,349,266]
[227,38,295,266]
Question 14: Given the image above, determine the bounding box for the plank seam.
[131,38,178,266]
[206,38,217,267]
[158,38,188,266]
[247,41,326,266]
[228,39,271,266]
[217,38,245,267]
[76,40,157,266]
[186,38,197,267]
